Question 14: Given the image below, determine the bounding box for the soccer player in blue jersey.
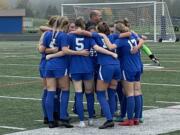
[42,16,75,128]
[62,17,118,128]
[94,22,122,129]
[38,16,59,125]
[123,18,160,65]
[101,22,144,126]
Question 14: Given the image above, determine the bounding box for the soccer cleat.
[113,117,125,122]
[133,119,140,125]
[48,121,59,128]
[99,121,114,129]
[88,118,94,126]
[119,119,134,126]
[78,121,86,128]
[43,117,48,124]
[59,120,74,128]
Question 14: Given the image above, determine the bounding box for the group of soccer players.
[38,10,157,129]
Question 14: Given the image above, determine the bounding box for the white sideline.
[0,126,26,130]
[5,105,180,135]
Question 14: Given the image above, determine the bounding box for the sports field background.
[0,41,179,134]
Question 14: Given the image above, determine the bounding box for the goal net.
[61,1,176,42]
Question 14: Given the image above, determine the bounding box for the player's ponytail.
[59,16,69,32]
[115,22,127,33]
[75,17,86,30]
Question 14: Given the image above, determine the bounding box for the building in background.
[0,9,25,34]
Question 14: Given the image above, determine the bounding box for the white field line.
[0,75,179,87]
[1,75,180,87]
[143,60,180,63]
[0,126,26,130]
[156,101,180,104]
[0,95,158,109]
[0,96,41,101]
[0,64,37,67]
[0,81,40,88]
[141,82,180,87]
[145,69,180,73]
[0,75,40,79]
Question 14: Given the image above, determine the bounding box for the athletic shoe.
[99,120,114,129]
[48,121,59,128]
[152,57,160,66]
[88,118,94,126]
[133,119,140,125]
[119,119,134,126]
[139,118,144,123]
[59,120,74,128]
[43,117,48,124]
[113,117,125,122]
[78,121,86,128]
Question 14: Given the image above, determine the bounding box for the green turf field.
[0,41,179,135]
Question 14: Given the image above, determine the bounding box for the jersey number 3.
[76,38,84,51]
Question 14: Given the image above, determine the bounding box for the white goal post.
[61,1,176,42]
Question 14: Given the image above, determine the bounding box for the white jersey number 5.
[76,38,84,51]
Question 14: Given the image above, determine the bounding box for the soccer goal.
[61,1,176,42]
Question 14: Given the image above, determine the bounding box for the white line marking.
[142,82,180,87]
[0,96,158,108]
[143,106,159,109]
[143,60,180,63]
[0,75,40,79]
[145,69,180,73]
[143,64,164,70]
[1,75,179,87]
[0,81,39,88]
[156,101,180,104]
[0,96,41,101]
[0,64,37,67]
[0,126,26,130]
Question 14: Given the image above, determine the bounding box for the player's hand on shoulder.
[46,54,52,60]
[70,29,82,35]
[131,46,139,54]
[98,33,106,37]
[52,47,59,53]
[112,53,118,59]
[79,49,90,56]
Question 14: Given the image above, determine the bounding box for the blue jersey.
[68,34,96,74]
[131,32,143,73]
[114,34,142,72]
[92,32,119,66]
[43,31,68,70]
[108,33,119,43]
[39,53,46,69]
